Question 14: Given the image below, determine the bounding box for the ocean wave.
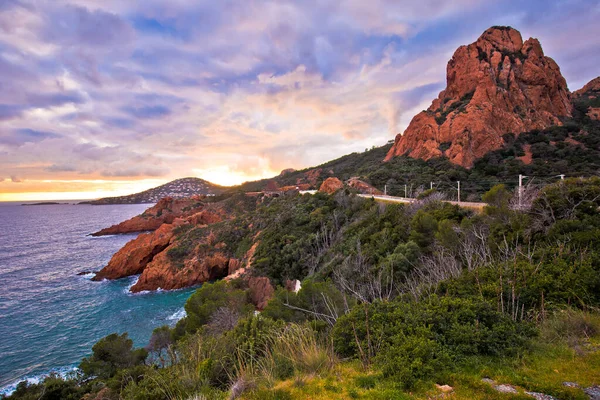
[167,308,186,322]
[78,272,96,280]
[0,365,79,396]
[124,276,140,293]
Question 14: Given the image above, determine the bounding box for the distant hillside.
[82,177,226,205]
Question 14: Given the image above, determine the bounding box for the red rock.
[92,223,175,281]
[279,184,311,192]
[588,107,600,121]
[280,168,296,176]
[573,77,600,97]
[519,144,533,165]
[247,276,274,310]
[319,177,344,194]
[91,197,206,236]
[185,210,223,225]
[385,26,572,168]
[346,177,383,195]
[130,250,232,293]
[303,168,323,186]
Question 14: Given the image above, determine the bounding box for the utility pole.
[404,184,407,198]
[384,185,387,196]
[430,182,433,190]
[518,174,526,209]
[457,181,461,203]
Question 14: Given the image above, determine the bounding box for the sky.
[1,0,599,201]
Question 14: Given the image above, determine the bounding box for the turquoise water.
[0,202,196,394]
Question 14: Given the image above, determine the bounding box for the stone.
[435,384,454,393]
[247,276,275,310]
[385,26,572,168]
[318,177,344,194]
[346,177,383,195]
[585,385,600,400]
[525,392,558,400]
[495,384,518,394]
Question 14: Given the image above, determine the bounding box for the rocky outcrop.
[573,76,600,121]
[280,168,296,176]
[346,178,383,195]
[319,177,344,194]
[92,223,176,281]
[385,26,572,168]
[91,196,208,236]
[588,108,600,121]
[130,250,233,293]
[247,276,274,310]
[573,77,600,97]
[304,168,323,186]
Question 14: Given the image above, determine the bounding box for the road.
[358,194,486,210]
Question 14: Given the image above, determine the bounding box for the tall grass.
[227,322,338,398]
[540,308,600,345]
[268,324,337,375]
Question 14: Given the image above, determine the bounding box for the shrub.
[79,333,147,379]
[181,281,254,336]
[332,296,533,388]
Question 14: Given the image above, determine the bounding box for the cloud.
[0,128,61,147]
[11,175,22,182]
[122,105,171,119]
[0,0,598,191]
[0,104,24,120]
[43,4,134,48]
[100,166,168,177]
[45,164,77,172]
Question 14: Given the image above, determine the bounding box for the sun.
[192,166,277,187]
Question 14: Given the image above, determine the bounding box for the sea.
[0,201,197,395]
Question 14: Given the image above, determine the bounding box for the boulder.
[319,177,344,194]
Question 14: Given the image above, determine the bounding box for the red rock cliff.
[385,26,572,168]
[91,196,208,236]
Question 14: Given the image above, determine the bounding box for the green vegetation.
[6,177,600,400]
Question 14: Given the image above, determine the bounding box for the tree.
[79,333,147,379]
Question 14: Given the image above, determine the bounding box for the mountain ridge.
[80,177,226,205]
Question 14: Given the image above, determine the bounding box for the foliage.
[332,296,534,388]
[79,333,147,379]
[180,280,255,337]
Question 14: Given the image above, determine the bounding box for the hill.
[81,177,226,205]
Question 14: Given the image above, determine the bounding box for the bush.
[332,296,534,388]
[181,281,254,336]
[79,333,147,379]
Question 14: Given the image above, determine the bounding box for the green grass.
[238,312,600,400]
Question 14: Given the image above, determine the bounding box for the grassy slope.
[241,332,600,400]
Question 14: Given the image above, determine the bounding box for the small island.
[21,202,69,206]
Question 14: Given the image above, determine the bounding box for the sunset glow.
[1,1,599,200]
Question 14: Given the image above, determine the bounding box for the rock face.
[385,26,572,168]
[130,250,233,293]
[573,77,600,97]
[91,196,207,236]
[92,223,176,281]
[247,276,275,310]
[319,177,344,194]
[346,178,383,195]
[573,76,600,121]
